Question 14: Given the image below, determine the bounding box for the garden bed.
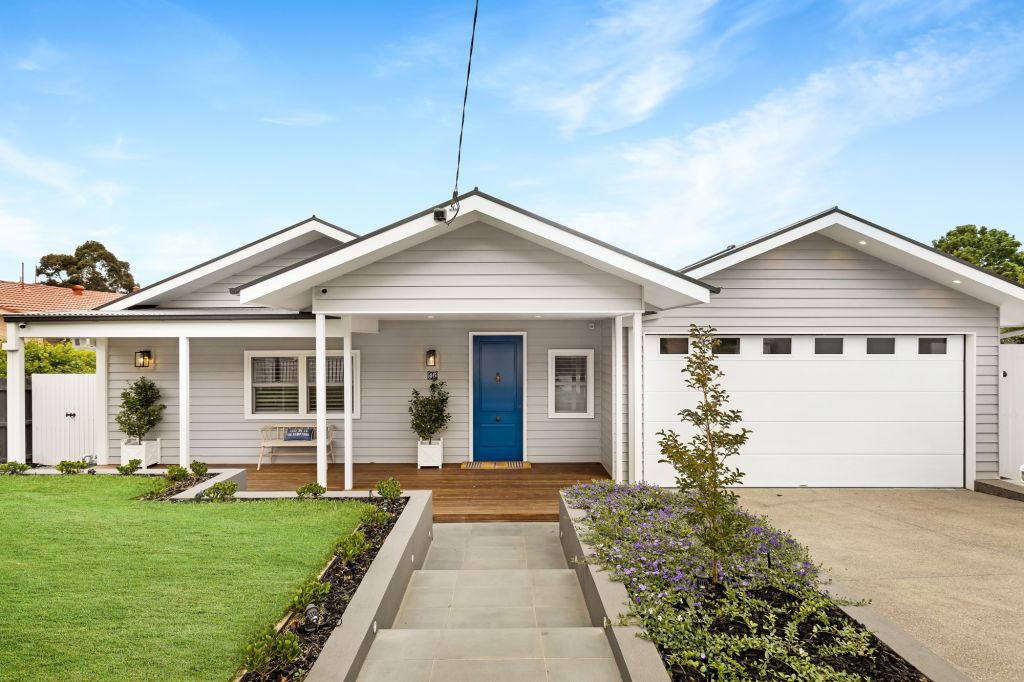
[563,482,930,682]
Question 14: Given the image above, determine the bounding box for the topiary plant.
[291,577,330,612]
[165,464,189,482]
[115,377,165,443]
[359,505,394,528]
[296,482,326,498]
[408,380,452,442]
[189,460,208,478]
[375,477,401,502]
[116,458,142,475]
[55,460,88,475]
[0,462,30,475]
[204,481,238,501]
[335,530,372,565]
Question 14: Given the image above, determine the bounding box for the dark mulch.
[666,585,929,682]
[241,495,407,682]
[139,474,215,500]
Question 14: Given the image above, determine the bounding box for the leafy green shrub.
[375,477,402,502]
[164,464,189,482]
[335,530,372,565]
[657,324,750,584]
[115,376,165,443]
[189,459,208,478]
[296,482,326,498]
[116,458,142,475]
[55,460,88,475]
[270,631,301,665]
[408,379,452,441]
[203,481,238,501]
[291,577,330,611]
[359,505,394,528]
[0,462,30,475]
[242,628,274,673]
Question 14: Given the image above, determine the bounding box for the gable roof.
[100,215,357,311]
[684,207,1024,325]
[233,189,716,311]
[0,280,122,313]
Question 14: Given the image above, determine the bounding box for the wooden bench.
[257,424,335,470]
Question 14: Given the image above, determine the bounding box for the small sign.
[427,371,439,381]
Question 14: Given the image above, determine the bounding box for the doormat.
[460,461,532,470]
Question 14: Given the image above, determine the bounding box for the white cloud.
[495,0,721,135]
[0,210,49,274]
[11,40,62,72]
[570,29,1024,265]
[0,138,124,205]
[89,135,134,162]
[260,112,334,127]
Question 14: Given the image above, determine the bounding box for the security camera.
[18,322,26,329]
[433,207,447,222]
[320,288,328,295]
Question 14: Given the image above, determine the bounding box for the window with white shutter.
[244,350,360,419]
[548,349,595,418]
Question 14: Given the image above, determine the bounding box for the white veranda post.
[315,314,328,488]
[95,338,110,465]
[342,318,353,491]
[612,315,624,483]
[178,336,190,468]
[3,323,26,464]
[628,312,643,484]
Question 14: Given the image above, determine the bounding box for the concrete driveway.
[738,489,1024,682]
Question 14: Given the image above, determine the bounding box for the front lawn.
[0,475,364,682]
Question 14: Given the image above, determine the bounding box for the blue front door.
[473,335,523,461]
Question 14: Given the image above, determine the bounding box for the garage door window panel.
[659,337,688,355]
[814,338,844,355]
[867,338,896,355]
[919,338,948,355]
[763,338,792,355]
[715,338,741,355]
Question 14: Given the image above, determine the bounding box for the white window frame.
[243,349,361,420]
[547,349,595,419]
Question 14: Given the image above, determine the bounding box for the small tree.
[408,380,452,442]
[658,324,750,584]
[115,377,165,443]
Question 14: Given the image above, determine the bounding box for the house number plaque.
[427,371,439,380]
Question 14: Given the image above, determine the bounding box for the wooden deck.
[238,462,610,522]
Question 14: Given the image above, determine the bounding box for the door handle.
[495,415,502,422]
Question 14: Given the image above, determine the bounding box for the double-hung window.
[548,349,595,418]
[245,350,360,419]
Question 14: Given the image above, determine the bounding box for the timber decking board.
[238,462,611,522]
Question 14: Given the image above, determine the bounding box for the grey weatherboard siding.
[646,233,999,478]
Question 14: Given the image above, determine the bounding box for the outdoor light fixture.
[134,350,153,368]
[858,240,867,245]
[425,349,438,367]
[301,604,321,633]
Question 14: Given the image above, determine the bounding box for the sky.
[1,0,1023,286]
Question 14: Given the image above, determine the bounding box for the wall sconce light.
[135,350,153,368]
[425,349,438,367]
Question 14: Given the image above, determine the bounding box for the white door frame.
[467,331,528,462]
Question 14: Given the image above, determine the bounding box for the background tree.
[933,224,1024,283]
[0,340,96,378]
[36,240,137,293]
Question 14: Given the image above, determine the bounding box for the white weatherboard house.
[5,190,1024,490]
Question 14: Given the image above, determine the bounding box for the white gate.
[31,374,97,465]
[999,345,1024,480]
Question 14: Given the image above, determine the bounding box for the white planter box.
[417,438,443,469]
[119,438,161,468]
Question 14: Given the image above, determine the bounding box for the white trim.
[547,349,595,419]
[94,338,110,465]
[315,314,328,488]
[179,336,190,467]
[467,331,528,462]
[3,323,26,464]
[103,219,353,311]
[965,333,977,489]
[613,316,624,483]
[629,312,643,483]
[342,317,354,491]
[12,318,354,340]
[242,349,361,420]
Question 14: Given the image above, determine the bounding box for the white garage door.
[643,334,964,487]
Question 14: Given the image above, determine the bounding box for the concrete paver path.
[739,488,1024,682]
[358,522,622,681]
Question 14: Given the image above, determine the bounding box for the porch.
[239,462,610,521]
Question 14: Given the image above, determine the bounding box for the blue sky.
[1,0,1023,285]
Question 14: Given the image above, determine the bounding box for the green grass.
[0,475,366,682]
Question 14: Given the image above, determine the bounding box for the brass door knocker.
[495,372,502,383]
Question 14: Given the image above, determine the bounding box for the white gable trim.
[237,193,713,310]
[102,217,355,311]
[686,209,1024,326]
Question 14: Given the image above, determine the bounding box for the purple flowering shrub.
[565,482,897,681]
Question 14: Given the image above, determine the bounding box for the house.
[4,191,1023,490]
[0,280,122,341]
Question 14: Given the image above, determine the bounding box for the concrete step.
[424,522,568,570]
[357,627,621,682]
[394,569,591,629]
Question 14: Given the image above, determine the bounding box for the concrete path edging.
[307,490,433,682]
[559,493,671,682]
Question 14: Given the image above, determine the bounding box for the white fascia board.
[685,214,839,279]
[105,220,350,311]
[12,318,354,339]
[241,195,711,309]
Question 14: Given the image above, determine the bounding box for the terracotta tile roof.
[0,280,123,313]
